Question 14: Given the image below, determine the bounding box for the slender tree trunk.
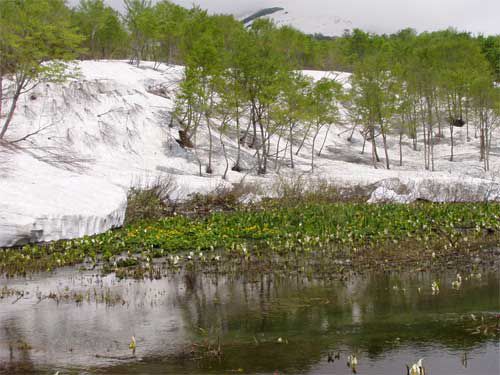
[233,106,242,171]
[370,126,380,163]
[446,95,454,162]
[412,104,418,151]
[318,124,331,157]
[429,126,434,171]
[421,107,428,170]
[399,115,404,167]
[348,123,357,142]
[380,122,390,169]
[205,114,213,174]
[434,100,442,140]
[296,122,312,155]
[475,107,479,139]
[220,124,229,179]
[368,123,378,168]
[0,82,23,139]
[483,121,488,171]
[479,111,485,162]
[485,114,491,171]
[430,128,435,171]
[426,97,435,171]
[265,129,272,172]
[371,138,377,169]
[241,117,252,146]
[251,106,262,173]
[193,127,202,176]
[311,122,323,172]
[465,101,470,141]
[398,132,403,166]
[289,123,294,169]
[249,102,257,148]
[275,132,282,170]
[258,109,268,174]
[450,125,454,162]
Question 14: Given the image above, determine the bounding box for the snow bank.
[0,151,127,247]
[0,60,498,247]
[368,177,500,203]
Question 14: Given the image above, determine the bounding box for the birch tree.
[0,0,82,140]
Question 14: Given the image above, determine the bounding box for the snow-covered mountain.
[240,4,353,36]
[170,0,500,36]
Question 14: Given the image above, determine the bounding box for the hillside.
[177,0,500,36]
[0,60,499,247]
[240,4,353,36]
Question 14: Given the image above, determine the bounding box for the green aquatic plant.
[407,359,425,375]
[0,202,499,277]
[452,274,463,290]
[431,281,440,295]
[347,354,358,373]
[129,336,136,355]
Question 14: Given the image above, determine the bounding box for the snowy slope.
[0,61,226,246]
[0,60,499,247]
[240,2,353,36]
[179,0,500,36]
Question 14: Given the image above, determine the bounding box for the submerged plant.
[129,336,137,355]
[431,281,440,295]
[347,354,358,373]
[406,358,426,375]
[452,274,462,290]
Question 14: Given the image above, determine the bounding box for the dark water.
[0,264,498,374]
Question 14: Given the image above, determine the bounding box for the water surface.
[0,263,498,374]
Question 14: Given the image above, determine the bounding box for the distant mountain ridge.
[239,4,353,37]
[241,7,285,25]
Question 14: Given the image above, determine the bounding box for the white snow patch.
[368,177,500,203]
[0,152,127,246]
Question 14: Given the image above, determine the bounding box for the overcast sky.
[69,0,500,35]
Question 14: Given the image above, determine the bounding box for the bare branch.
[9,123,54,144]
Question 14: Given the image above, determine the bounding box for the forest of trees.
[1,0,499,172]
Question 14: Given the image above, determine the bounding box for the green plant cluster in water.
[1,202,499,276]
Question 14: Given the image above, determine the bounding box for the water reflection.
[0,266,498,374]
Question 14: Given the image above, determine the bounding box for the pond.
[0,258,498,374]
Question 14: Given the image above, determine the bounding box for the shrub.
[271,174,370,205]
[124,175,177,225]
[182,181,261,215]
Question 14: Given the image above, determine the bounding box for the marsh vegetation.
[1,182,499,374]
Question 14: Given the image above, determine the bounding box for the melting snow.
[0,60,498,246]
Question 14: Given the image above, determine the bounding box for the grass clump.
[271,175,370,205]
[124,175,177,225]
[181,181,261,216]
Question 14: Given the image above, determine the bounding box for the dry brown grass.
[271,174,371,205]
[124,175,177,225]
